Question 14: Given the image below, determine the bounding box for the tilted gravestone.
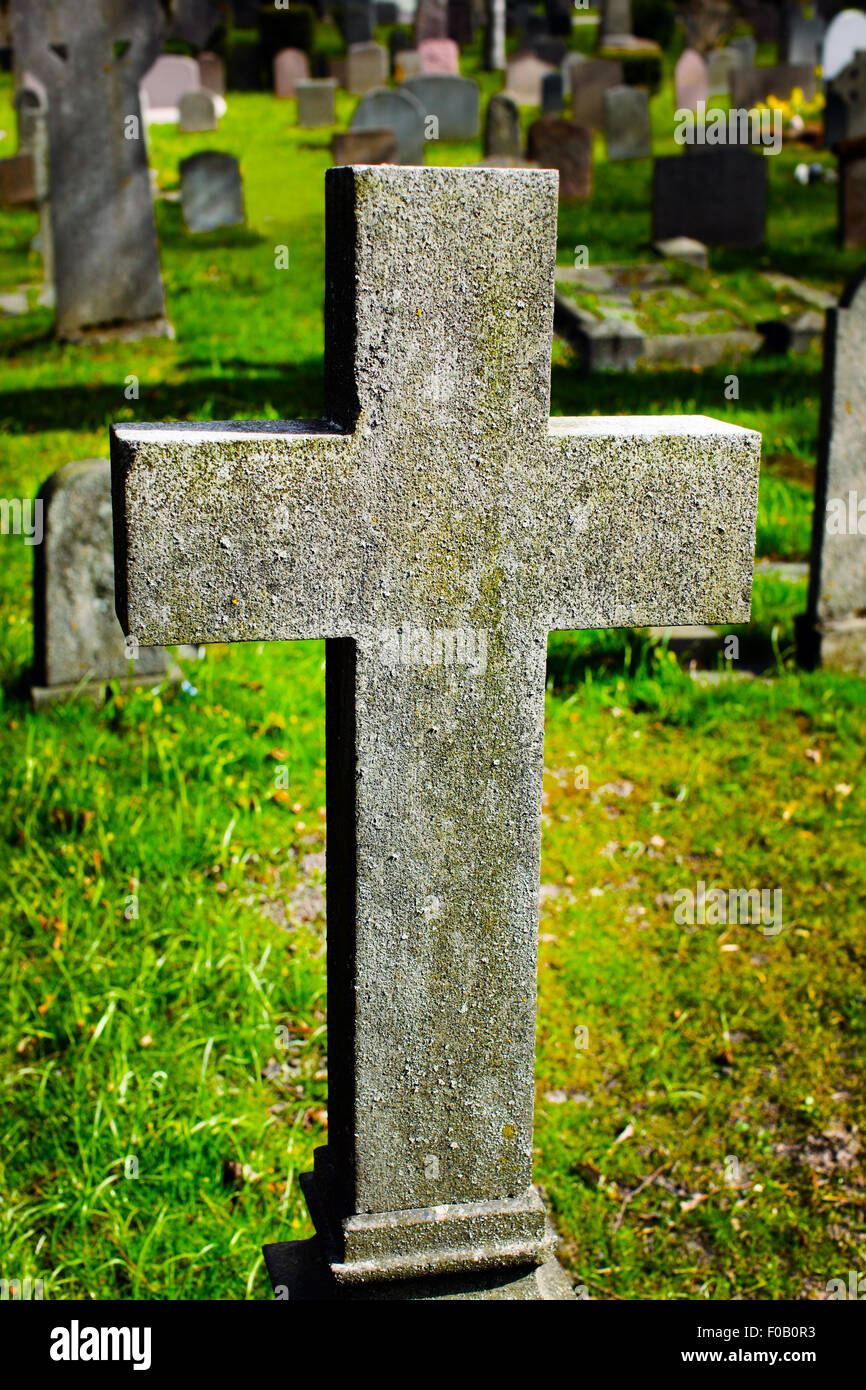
[11,0,171,343]
[274,48,310,99]
[484,92,521,158]
[570,57,623,129]
[32,459,170,706]
[180,151,245,233]
[346,41,389,94]
[403,73,480,140]
[350,86,427,163]
[111,165,760,1300]
[332,128,398,165]
[603,84,650,160]
[800,266,866,672]
[179,89,219,132]
[675,49,708,110]
[528,118,593,197]
[297,78,337,127]
[653,149,767,249]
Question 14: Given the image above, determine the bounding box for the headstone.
[570,58,623,129]
[111,165,760,1301]
[783,4,825,65]
[403,73,481,139]
[527,118,593,197]
[728,36,757,67]
[653,149,767,249]
[296,78,338,127]
[603,84,650,160]
[346,41,389,94]
[837,135,866,247]
[274,48,310,99]
[505,51,556,106]
[342,2,374,46]
[822,8,866,81]
[483,0,506,72]
[600,0,633,45]
[418,37,460,73]
[179,89,219,132]
[0,152,35,204]
[415,0,448,43]
[395,50,424,81]
[141,53,201,122]
[801,265,866,670]
[180,151,245,232]
[484,92,521,158]
[532,37,568,66]
[259,3,315,61]
[706,48,736,96]
[198,51,226,96]
[826,51,866,145]
[730,63,817,108]
[32,459,170,706]
[350,86,427,163]
[12,0,171,343]
[541,71,563,116]
[675,49,708,111]
[332,127,398,164]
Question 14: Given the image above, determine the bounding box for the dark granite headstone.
[652,149,767,249]
[484,92,521,157]
[541,71,563,116]
[527,117,593,197]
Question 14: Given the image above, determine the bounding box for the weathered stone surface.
[332,128,398,165]
[675,48,708,110]
[274,47,310,99]
[527,118,593,197]
[296,78,337,127]
[350,86,427,163]
[418,37,460,74]
[12,0,170,343]
[403,73,480,140]
[730,62,816,108]
[179,89,219,132]
[414,0,448,43]
[505,51,555,106]
[33,459,169,701]
[346,41,389,94]
[112,166,760,1290]
[838,135,866,249]
[603,84,650,160]
[653,150,767,249]
[554,290,645,370]
[141,53,201,121]
[484,93,521,158]
[0,153,35,204]
[570,57,623,129]
[541,71,563,116]
[180,151,245,232]
[802,266,866,670]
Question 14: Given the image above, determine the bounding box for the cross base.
[303,1147,552,1283]
[262,1236,577,1301]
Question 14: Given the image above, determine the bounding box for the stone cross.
[800,267,866,672]
[111,167,760,1299]
[12,0,170,342]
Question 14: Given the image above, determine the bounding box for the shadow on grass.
[549,357,822,420]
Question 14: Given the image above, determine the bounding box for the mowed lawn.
[0,56,864,1300]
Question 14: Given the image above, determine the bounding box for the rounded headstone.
[350,86,427,163]
[822,8,866,81]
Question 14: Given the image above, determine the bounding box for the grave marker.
[675,49,708,111]
[332,128,398,165]
[346,41,389,94]
[350,86,427,163]
[111,164,760,1299]
[528,118,593,197]
[603,84,651,161]
[801,266,866,671]
[297,78,337,127]
[274,48,310,99]
[822,8,866,82]
[179,89,219,132]
[141,53,201,122]
[653,149,767,249]
[570,58,623,129]
[484,92,521,159]
[418,37,460,74]
[403,73,480,139]
[180,151,245,233]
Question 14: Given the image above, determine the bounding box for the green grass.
[0,57,864,1300]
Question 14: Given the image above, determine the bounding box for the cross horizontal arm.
[538,415,761,632]
[111,420,357,646]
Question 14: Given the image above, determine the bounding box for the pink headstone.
[141,54,200,115]
[418,37,460,75]
[274,47,311,99]
[675,48,708,111]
